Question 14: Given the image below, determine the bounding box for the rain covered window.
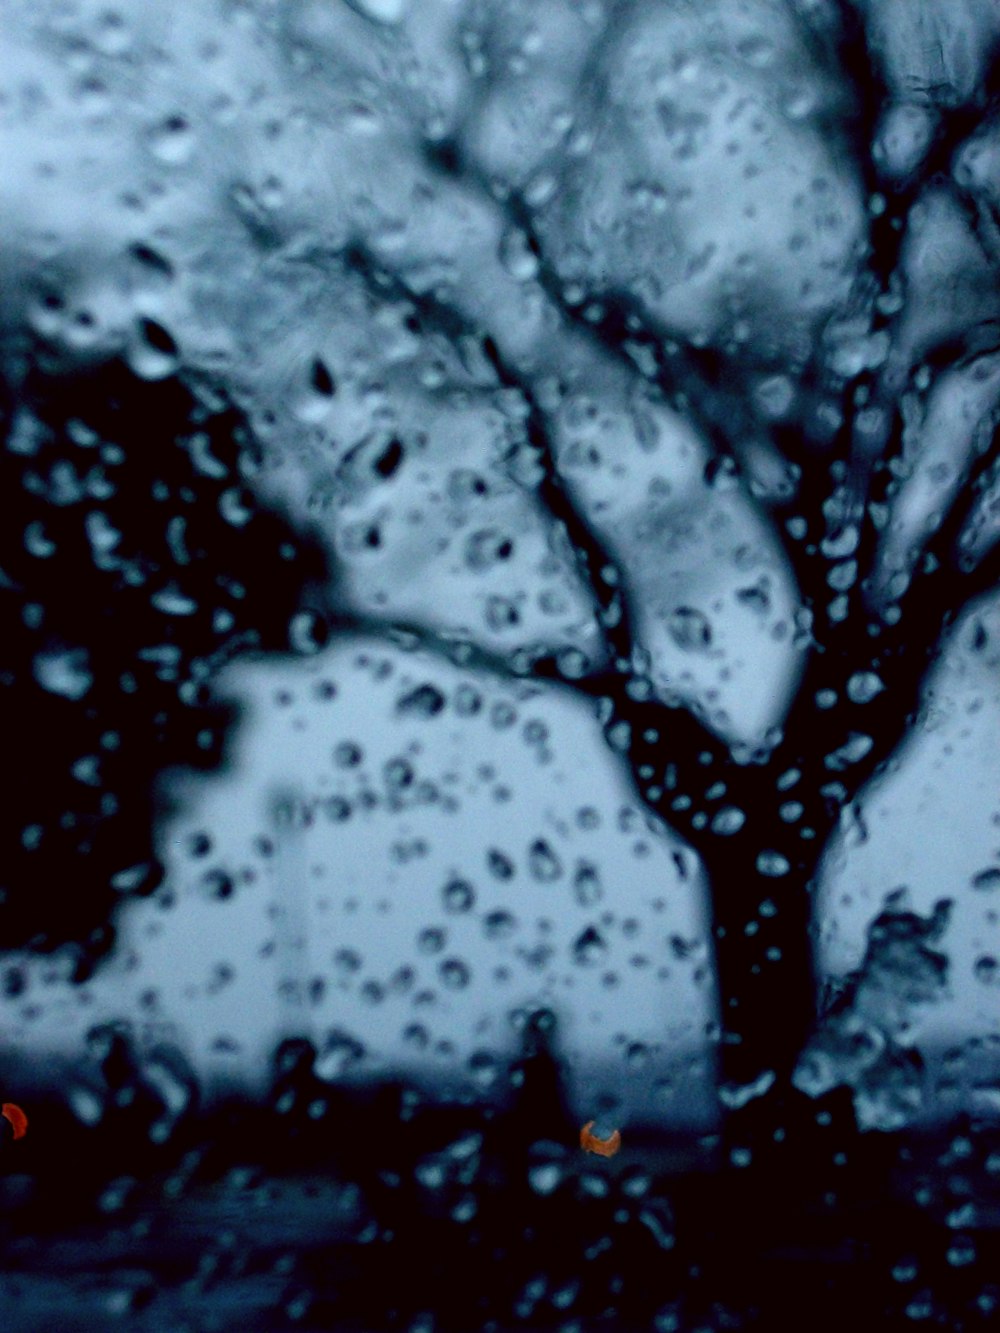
[3,0,1000,1327]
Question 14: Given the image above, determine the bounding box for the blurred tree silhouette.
[3,0,1000,1171]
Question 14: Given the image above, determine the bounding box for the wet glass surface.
[2,1,1000,1328]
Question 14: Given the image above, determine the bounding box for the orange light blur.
[2,1103,28,1140]
[579,1119,621,1157]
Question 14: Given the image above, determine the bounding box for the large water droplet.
[666,606,712,651]
[528,838,562,882]
[127,318,180,381]
[573,926,609,967]
[711,806,746,836]
[34,648,92,699]
[315,1030,366,1081]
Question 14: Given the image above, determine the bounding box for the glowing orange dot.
[2,1103,28,1140]
[579,1119,621,1157]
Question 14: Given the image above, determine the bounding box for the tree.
[4,0,1000,1165]
[270,0,1000,1155]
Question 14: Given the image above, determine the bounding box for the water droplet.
[711,806,746,836]
[332,949,362,979]
[127,243,174,287]
[289,610,328,654]
[128,318,180,381]
[143,1047,195,1139]
[824,733,874,771]
[626,1041,651,1068]
[186,831,212,858]
[499,226,540,282]
[316,1029,366,1081]
[573,926,609,967]
[756,851,790,877]
[151,584,196,616]
[485,596,520,631]
[489,702,517,730]
[310,357,336,398]
[373,438,404,479]
[333,741,364,768]
[384,757,415,791]
[573,861,603,906]
[528,1161,562,1195]
[294,357,338,422]
[483,910,517,940]
[200,869,234,900]
[147,113,195,164]
[666,606,712,650]
[396,683,445,717]
[639,1203,676,1251]
[110,862,161,895]
[487,848,515,880]
[34,648,92,699]
[418,928,446,955]
[69,1085,104,1126]
[450,1193,477,1223]
[439,958,470,990]
[719,1069,776,1109]
[528,838,562,882]
[464,528,514,571]
[403,1023,429,1051]
[846,671,884,704]
[442,878,475,913]
[975,956,998,985]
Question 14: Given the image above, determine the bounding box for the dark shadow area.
[2,1013,999,1331]
[0,360,330,972]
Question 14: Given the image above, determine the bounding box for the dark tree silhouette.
[4,0,1000,1174]
[325,17,1000,1154]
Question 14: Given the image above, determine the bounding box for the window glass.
[3,1,1000,1327]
